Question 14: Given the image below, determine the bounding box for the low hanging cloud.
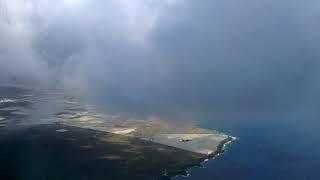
[1,0,165,80]
[0,0,49,83]
[1,0,320,118]
[151,0,320,113]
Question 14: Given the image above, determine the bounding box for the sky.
[1,0,320,119]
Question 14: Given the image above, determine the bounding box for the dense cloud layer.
[1,0,320,118]
[151,0,320,113]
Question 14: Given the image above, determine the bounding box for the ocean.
[176,113,320,180]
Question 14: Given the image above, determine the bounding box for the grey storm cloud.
[1,0,320,117]
[151,0,320,112]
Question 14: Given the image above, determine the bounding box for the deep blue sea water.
[176,113,320,180]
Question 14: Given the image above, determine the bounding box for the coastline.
[169,135,236,179]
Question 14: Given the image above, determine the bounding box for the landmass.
[0,85,235,179]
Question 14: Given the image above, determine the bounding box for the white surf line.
[56,129,69,133]
[0,98,17,103]
[110,128,136,135]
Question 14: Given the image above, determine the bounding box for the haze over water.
[1,0,320,179]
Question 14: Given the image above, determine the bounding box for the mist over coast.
[1,0,320,121]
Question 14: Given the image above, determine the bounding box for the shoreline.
[169,135,236,179]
